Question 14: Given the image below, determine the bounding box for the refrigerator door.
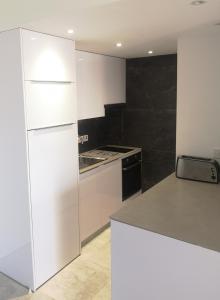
[27,124,80,289]
[24,81,77,130]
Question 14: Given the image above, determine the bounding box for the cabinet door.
[21,29,75,82]
[99,160,122,226]
[28,124,80,289]
[79,168,102,242]
[25,81,76,130]
[76,50,105,120]
[103,56,126,105]
[79,160,122,242]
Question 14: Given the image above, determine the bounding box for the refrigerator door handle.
[27,123,75,133]
[29,80,72,84]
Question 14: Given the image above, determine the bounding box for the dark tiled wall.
[78,54,177,192]
[78,104,124,153]
[123,54,177,191]
[78,117,105,153]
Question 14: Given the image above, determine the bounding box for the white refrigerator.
[0,29,80,290]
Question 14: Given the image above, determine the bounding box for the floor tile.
[1,228,111,300]
[0,273,28,300]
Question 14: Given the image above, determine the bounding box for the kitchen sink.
[79,156,106,169]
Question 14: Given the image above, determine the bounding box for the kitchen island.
[111,174,220,300]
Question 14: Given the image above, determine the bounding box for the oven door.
[122,160,142,201]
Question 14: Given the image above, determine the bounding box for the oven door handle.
[122,161,141,171]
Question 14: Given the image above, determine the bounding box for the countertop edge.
[110,218,220,254]
[79,146,142,174]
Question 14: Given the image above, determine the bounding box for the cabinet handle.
[28,123,74,133]
[28,80,72,84]
[122,161,141,171]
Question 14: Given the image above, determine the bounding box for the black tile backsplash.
[78,104,125,153]
[78,54,177,192]
[104,104,125,146]
[123,54,177,191]
[78,117,106,153]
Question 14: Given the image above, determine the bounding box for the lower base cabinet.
[79,160,122,242]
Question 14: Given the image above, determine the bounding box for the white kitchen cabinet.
[22,29,75,82]
[25,81,77,129]
[99,160,123,226]
[76,50,125,120]
[79,169,102,242]
[102,55,126,105]
[76,51,105,120]
[0,28,79,291]
[79,160,122,242]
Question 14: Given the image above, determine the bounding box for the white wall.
[176,27,220,159]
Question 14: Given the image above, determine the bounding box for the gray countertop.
[111,174,220,253]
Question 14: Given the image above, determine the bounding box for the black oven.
[122,152,142,201]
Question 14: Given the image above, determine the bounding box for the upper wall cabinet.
[76,50,126,120]
[76,51,105,120]
[21,30,75,82]
[102,55,126,105]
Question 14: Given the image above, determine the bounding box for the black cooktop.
[98,146,133,153]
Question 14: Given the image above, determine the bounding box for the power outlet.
[78,135,89,144]
[213,148,220,159]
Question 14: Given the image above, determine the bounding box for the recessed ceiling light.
[148,50,153,55]
[190,0,207,6]
[67,29,74,34]
[116,42,122,47]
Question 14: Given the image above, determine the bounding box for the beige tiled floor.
[0,228,111,300]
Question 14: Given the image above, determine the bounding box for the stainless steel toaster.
[176,155,219,184]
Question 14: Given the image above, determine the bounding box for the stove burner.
[80,149,119,160]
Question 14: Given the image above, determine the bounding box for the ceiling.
[1,0,220,58]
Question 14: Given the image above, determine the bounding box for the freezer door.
[27,124,80,289]
[24,81,77,130]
